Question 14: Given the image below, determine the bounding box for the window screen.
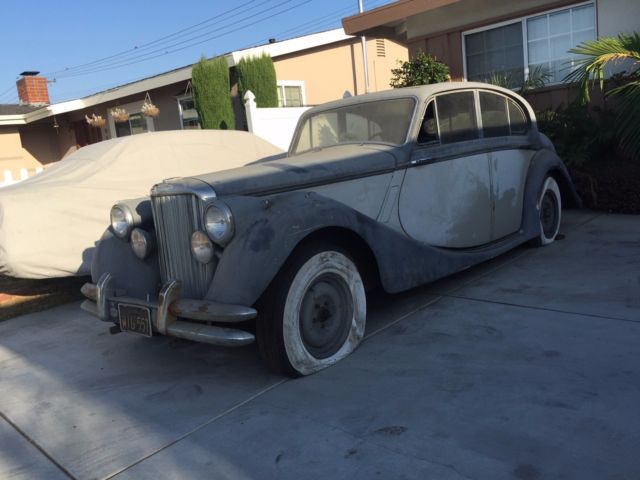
[527,4,596,83]
[465,22,524,87]
[436,92,479,144]
[480,92,510,137]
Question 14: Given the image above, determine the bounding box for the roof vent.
[268,38,276,44]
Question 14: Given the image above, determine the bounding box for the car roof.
[309,81,529,111]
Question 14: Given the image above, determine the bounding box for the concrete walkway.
[1,211,638,480]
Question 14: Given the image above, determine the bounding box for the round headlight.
[191,230,214,264]
[130,228,154,260]
[110,205,133,239]
[204,203,234,246]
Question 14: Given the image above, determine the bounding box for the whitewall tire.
[534,177,562,246]
[257,246,366,377]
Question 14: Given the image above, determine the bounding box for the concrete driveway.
[1,211,639,480]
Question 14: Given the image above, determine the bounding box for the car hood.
[189,144,400,197]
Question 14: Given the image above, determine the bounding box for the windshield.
[291,97,416,155]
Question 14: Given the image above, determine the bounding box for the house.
[0,28,407,184]
[342,0,639,110]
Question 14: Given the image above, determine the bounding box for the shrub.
[565,32,640,160]
[390,51,450,88]
[192,56,234,130]
[236,54,279,107]
[537,104,618,167]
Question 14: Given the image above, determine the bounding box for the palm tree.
[565,33,640,159]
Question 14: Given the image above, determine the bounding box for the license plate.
[118,304,153,337]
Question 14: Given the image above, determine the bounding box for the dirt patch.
[0,275,89,321]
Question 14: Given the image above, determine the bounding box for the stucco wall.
[597,0,640,36]
[274,37,408,104]
[0,127,45,181]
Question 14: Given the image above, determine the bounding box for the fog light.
[131,228,154,260]
[191,230,214,264]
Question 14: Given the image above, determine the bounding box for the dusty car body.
[82,82,579,376]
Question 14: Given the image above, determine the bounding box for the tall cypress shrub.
[237,54,279,107]
[192,56,234,129]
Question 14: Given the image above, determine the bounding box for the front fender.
[205,192,364,306]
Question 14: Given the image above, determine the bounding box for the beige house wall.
[0,127,45,179]
[273,38,408,105]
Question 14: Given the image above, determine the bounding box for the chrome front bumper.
[81,273,256,346]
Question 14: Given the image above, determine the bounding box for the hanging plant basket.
[85,114,106,128]
[141,92,160,117]
[141,102,160,117]
[110,107,129,123]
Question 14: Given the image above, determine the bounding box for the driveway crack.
[1,411,77,480]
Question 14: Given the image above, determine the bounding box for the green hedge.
[192,56,234,129]
[236,54,279,107]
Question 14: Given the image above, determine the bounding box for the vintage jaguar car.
[81,82,579,377]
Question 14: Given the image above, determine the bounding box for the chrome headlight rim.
[191,230,215,264]
[130,228,154,260]
[110,204,134,240]
[203,201,235,247]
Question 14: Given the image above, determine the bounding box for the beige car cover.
[0,130,283,278]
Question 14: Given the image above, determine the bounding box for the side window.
[480,92,510,137]
[418,102,438,144]
[508,99,528,134]
[435,92,479,144]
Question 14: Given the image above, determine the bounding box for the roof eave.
[342,0,460,38]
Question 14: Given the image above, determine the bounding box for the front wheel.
[532,176,562,247]
[257,245,366,377]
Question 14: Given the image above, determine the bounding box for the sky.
[0,0,388,104]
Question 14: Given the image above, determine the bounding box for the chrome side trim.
[151,178,216,202]
[157,280,182,334]
[96,273,113,321]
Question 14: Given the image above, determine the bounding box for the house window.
[115,113,149,137]
[527,4,596,83]
[177,95,200,129]
[277,81,305,107]
[465,22,524,87]
[463,2,596,86]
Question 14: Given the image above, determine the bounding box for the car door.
[478,90,534,240]
[398,91,493,248]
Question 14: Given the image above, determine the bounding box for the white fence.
[244,90,310,151]
[0,167,43,188]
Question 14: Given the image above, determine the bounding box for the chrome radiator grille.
[151,193,215,298]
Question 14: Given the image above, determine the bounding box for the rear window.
[435,92,479,144]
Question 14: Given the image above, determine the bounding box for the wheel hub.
[299,273,353,359]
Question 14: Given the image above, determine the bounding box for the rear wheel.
[532,177,562,247]
[256,244,366,377]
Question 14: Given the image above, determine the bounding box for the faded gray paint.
[490,149,533,240]
[398,153,492,248]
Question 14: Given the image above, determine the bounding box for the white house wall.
[597,0,640,37]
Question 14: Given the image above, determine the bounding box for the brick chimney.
[16,71,49,105]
